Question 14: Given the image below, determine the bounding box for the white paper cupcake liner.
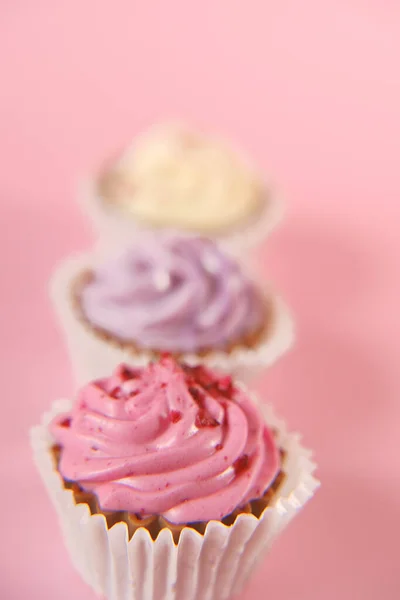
[50,254,295,386]
[30,397,319,600]
[78,176,284,257]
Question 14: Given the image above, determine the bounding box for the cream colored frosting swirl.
[101,123,264,233]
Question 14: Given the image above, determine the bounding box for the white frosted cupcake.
[31,357,319,600]
[81,122,282,252]
[51,234,294,385]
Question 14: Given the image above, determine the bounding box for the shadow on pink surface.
[242,473,399,600]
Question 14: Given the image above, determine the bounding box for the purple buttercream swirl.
[79,235,265,353]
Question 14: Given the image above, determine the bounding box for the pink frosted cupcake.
[81,122,283,252]
[31,357,319,600]
[51,234,294,384]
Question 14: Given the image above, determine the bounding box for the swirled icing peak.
[79,235,265,353]
[101,122,264,233]
[50,358,280,524]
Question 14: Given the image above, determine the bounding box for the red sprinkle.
[185,364,235,400]
[195,410,219,428]
[218,375,232,388]
[109,386,123,399]
[217,376,234,398]
[187,365,214,388]
[60,417,71,428]
[170,410,182,424]
[189,386,205,407]
[160,352,173,364]
[233,454,250,476]
[117,365,136,381]
[215,443,223,451]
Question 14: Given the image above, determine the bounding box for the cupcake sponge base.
[51,444,286,545]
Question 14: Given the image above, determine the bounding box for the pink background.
[1,1,399,598]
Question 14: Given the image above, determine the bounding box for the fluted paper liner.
[49,254,295,386]
[31,397,319,600]
[78,177,284,256]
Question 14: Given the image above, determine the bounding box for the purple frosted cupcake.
[51,234,294,383]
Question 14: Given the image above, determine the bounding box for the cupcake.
[81,122,282,252]
[31,357,319,600]
[51,234,294,385]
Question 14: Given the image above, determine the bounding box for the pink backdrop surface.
[1,1,399,599]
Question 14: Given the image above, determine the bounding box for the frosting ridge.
[51,358,280,524]
[101,123,264,232]
[79,235,265,353]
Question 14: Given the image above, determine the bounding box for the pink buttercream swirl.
[50,358,280,524]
